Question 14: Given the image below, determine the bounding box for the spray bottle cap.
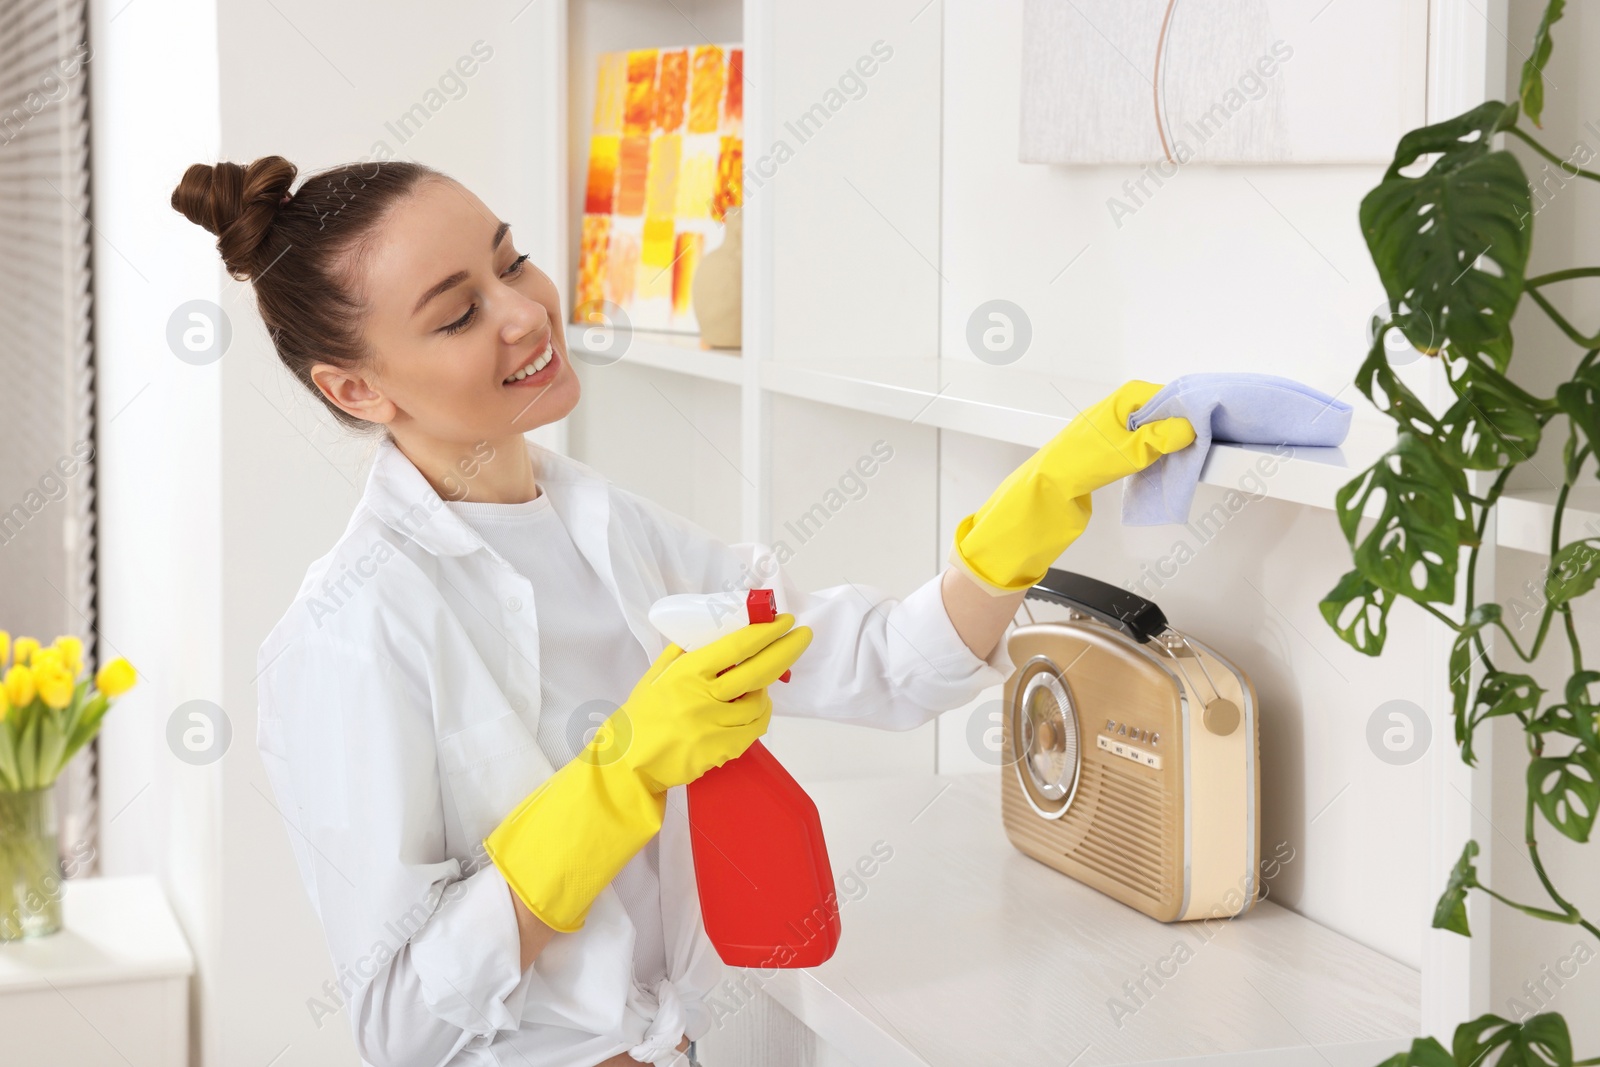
[746,588,777,623]
[746,589,790,682]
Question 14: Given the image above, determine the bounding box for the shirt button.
[510,694,527,712]
[506,596,522,612]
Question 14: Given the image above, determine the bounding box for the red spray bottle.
[648,589,841,967]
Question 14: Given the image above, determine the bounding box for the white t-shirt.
[445,488,667,989]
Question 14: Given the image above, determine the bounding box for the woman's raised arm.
[938,565,1028,663]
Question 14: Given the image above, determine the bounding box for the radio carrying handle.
[1025,568,1168,645]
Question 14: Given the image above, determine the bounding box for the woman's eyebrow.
[411,220,513,318]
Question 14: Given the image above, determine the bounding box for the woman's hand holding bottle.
[615,613,811,794]
[484,613,812,933]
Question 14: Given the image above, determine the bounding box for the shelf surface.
[760,356,1395,514]
[567,325,744,385]
[1497,485,1600,555]
[0,875,195,992]
[566,337,1599,550]
[761,772,1419,1067]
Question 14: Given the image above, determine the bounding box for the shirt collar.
[363,434,601,558]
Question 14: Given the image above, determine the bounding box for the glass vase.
[0,787,64,940]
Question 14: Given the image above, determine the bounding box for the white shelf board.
[761,773,1419,1067]
[759,356,1396,514]
[1497,485,1600,555]
[0,876,194,993]
[566,326,744,385]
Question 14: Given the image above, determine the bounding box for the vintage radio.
[1000,569,1261,922]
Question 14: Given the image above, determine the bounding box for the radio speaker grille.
[1005,755,1179,909]
[1067,760,1174,899]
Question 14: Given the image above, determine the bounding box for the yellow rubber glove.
[949,380,1196,596]
[484,613,813,932]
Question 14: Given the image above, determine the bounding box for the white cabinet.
[0,876,194,1067]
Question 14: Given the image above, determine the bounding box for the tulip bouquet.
[0,633,134,792]
[0,631,135,939]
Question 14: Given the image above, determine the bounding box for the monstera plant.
[1320,2,1600,1064]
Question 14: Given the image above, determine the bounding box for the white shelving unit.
[575,332,1403,518]
[542,0,1526,1059]
[569,327,745,386]
[747,774,1419,1067]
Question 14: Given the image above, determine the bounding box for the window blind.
[0,0,98,877]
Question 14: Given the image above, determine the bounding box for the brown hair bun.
[170,156,297,282]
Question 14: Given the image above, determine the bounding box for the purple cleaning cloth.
[1122,373,1351,526]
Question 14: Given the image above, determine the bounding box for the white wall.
[937,0,1409,397]
[88,0,225,1060]
[95,1,565,1064]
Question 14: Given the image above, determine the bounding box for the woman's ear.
[310,362,397,426]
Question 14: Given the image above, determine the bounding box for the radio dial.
[1016,668,1080,807]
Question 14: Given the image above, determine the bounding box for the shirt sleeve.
[256,633,535,1067]
[626,490,1016,732]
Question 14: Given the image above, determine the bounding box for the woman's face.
[327,178,580,445]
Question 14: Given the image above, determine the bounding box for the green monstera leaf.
[1438,357,1548,470]
[1377,1037,1459,1067]
[1555,367,1600,473]
[1336,431,1475,604]
[1461,671,1543,767]
[1434,839,1480,936]
[1520,0,1566,128]
[1547,539,1600,606]
[1356,327,1443,439]
[1529,747,1600,843]
[1379,1013,1578,1066]
[1449,603,1502,724]
[1455,1013,1574,1067]
[1320,569,1395,656]
[1360,101,1531,372]
[1532,671,1600,750]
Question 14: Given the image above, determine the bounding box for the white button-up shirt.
[255,434,1015,1067]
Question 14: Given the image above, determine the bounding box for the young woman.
[171,157,1190,1067]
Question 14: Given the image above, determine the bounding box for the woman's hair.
[170,155,446,434]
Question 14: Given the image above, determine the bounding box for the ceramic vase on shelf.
[0,786,61,940]
[0,630,138,941]
[692,208,743,350]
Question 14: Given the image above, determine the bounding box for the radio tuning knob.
[1203,698,1240,736]
[1037,718,1060,750]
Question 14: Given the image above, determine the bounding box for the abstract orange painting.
[655,50,688,133]
[576,43,743,335]
[687,46,724,136]
[576,215,611,315]
[583,137,618,215]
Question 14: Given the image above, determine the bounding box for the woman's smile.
[503,334,558,387]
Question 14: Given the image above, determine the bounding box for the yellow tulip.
[0,684,9,721]
[4,665,36,709]
[30,647,64,675]
[36,665,74,710]
[13,636,39,666]
[0,630,9,668]
[95,658,136,698]
[53,635,84,675]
